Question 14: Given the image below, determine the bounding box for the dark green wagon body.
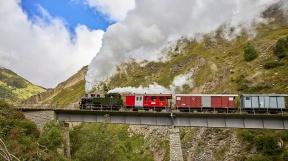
[80,93,123,110]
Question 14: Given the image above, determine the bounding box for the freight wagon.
[240,94,288,113]
[175,94,238,111]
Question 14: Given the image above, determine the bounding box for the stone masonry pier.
[23,110,55,130]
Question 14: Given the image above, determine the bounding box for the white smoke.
[108,69,194,95]
[169,70,195,92]
[221,0,278,41]
[86,0,280,92]
[280,0,288,16]
[108,82,171,94]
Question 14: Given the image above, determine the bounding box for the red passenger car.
[125,94,172,111]
[175,94,238,111]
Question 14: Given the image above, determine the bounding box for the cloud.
[0,0,104,88]
[83,0,136,22]
[86,0,277,92]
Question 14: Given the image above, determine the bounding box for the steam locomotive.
[79,93,288,113]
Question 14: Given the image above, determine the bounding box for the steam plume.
[86,0,280,92]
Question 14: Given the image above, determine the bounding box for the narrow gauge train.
[79,93,288,113]
[79,93,172,111]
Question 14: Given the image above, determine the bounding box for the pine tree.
[273,37,288,59]
[244,42,258,61]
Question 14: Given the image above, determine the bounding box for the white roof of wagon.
[175,94,238,97]
[241,94,288,97]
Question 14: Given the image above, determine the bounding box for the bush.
[246,155,271,161]
[273,37,288,59]
[254,134,282,156]
[244,42,258,61]
[264,61,284,69]
[71,123,153,161]
[39,120,65,150]
[281,151,288,161]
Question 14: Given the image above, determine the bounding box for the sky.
[0,0,285,91]
[21,0,111,33]
[0,0,134,88]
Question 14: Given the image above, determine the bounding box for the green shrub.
[247,85,271,93]
[246,155,271,161]
[235,74,250,91]
[244,42,258,61]
[39,120,65,150]
[273,37,288,59]
[264,61,284,69]
[71,123,153,161]
[254,134,282,156]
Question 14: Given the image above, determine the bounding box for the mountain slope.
[16,3,288,161]
[105,3,288,95]
[22,66,87,108]
[0,67,45,105]
[21,3,288,108]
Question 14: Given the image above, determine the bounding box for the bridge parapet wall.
[23,110,55,130]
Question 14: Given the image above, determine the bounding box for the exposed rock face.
[21,66,87,106]
[182,127,243,161]
[129,125,245,161]
[129,125,171,161]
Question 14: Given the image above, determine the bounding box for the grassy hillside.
[0,67,45,105]
[23,4,288,107]
[44,80,86,108]
[22,66,87,108]
[106,5,288,96]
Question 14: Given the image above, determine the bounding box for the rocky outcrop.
[21,66,87,106]
[181,127,243,161]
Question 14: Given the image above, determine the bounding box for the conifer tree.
[244,42,258,61]
[273,37,288,59]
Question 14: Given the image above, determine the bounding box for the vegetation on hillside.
[39,80,86,109]
[273,36,288,59]
[21,66,88,109]
[0,100,66,160]
[1,2,287,161]
[0,67,45,105]
[244,42,258,61]
[237,129,288,161]
[70,119,154,161]
[102,3,288,96]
